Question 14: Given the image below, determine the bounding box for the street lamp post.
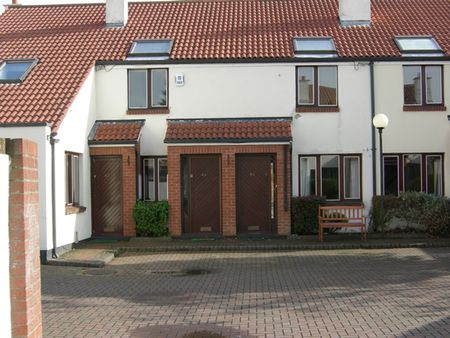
[372,113,389,231]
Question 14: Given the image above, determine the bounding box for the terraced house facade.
[0,0,448,259]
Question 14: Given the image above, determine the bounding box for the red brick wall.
[7,139,42,338]
[168,144,291,236]
[89,146,137,237]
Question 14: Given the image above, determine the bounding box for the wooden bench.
[318,205,367,242]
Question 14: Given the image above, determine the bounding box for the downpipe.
[49,132,59,258]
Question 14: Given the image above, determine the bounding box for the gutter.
[370,62,377,198]
[49,132,59,258]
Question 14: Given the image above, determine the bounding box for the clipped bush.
[133,201,169,237]
[291,196,325,235]
[370,192,450,237]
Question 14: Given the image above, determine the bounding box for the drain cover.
[82,269,117,276]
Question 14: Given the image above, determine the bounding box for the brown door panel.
[91,156,123,235]
[237,155,274,234]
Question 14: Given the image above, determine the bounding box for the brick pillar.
[7,139,42,338]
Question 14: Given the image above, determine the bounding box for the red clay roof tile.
[164,118,292,143]
[89,120,145,143]
[0,0,449,130]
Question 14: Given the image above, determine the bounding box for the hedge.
[132,201,169,237]
[291,196,325,235]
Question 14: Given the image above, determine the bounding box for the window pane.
[297,67,314,105]
[318,67,337,106]
[131,40,171,55]
[0,61,33,81]
[300,157,317,196]
[128,70,147,108]
[66,154,72,204]
[384,156,399,196]
[425,66,442,104]
[158,158,168,201]
[321,155,339,200]
[344,157,360,199]
[427,156,442,195]
[403,66,422,105]
[404,154,422,192]
[73,155,80,205]
[294,38,336,52]
[151,69,167,107]
[143,159,155,200]
[396,37,441,52]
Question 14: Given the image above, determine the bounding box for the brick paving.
[42,248,450,338]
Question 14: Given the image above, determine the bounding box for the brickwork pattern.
[167,145,291,236]
[89,146,137,237]
[7,139,42,338]
[42,248,450,337]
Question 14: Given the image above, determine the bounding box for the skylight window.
[394,37,443,56]
[0,59,36,83]
[293,37,337,58]
[128,39,173,60]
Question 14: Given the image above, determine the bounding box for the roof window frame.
[0,58,38,84]
[394,36,443,56]
[293,37,338,58]
[128,39,173,59]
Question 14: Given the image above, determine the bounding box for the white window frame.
[343,155,361,200]
[403,154,423,192]
[128,69,148,109]
[297,66,315,106]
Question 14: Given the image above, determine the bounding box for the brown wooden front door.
[237,155,275,234]
[182,155,221,234]
[91,156,123,235]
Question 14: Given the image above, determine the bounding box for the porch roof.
[164,118,292,144]
[88,119,145,145]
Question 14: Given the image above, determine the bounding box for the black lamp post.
[372,113,389,231]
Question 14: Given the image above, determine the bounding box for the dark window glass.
[143,158,155,200]
[318,67,337,106]
[384,156,399,196]
[151,69,167,107]
[128,70,147,108]
[66,153,80,205]
[297,67,314,104]
[321,155,339,200]
[403,66,422,105]
[404,154,422,192]
[158,158,168,200]
[426,156,442,195]
[425,66,442,104]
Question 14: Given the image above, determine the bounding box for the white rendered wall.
[96,62,374,211]
[55,67,97,248]
[374,62,450,195]
[0,126,52,251]
[0,154,12,338]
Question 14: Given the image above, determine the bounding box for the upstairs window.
[0,59,37,83]
[128,69,168,110]
[293,37,337,58]
[394,37,443,57]
[297,66,338,107]
[128,39,172,60]
[403,65,443,106]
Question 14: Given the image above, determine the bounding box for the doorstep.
[46,248,116,268]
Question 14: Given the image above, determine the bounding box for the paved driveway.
[42,248,450,338]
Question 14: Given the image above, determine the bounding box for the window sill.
[296,106,340,113]
[127,107,170,115]
[65,205,86,215]
[403,105,446,112]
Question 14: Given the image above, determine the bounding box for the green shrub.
[133,201,169,237]
[291,196,325,235]
[370,192,450,237]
